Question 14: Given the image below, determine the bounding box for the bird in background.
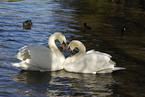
[117,25,126,36]
[23,20,33,30]
[83,22,92,30]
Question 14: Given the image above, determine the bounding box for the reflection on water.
[13,71,51,85]
[13,70,114,96]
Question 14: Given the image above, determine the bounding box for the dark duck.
[83,22,92,30]
[118,26,126,36]
[23,20,33,29]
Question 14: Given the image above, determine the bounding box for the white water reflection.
[13,70,114,96]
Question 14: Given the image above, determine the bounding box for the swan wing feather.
[13,45,63,71]
[86,50,112,58]
[64,51,116,74]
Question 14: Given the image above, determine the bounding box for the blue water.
[0,0,145,96]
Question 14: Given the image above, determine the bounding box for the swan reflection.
[13,70,114,96]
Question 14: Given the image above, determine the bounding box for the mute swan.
[63,40,125,74]
[12,33,66,71]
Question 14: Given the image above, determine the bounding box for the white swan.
[63,40,125,74]
[12,33,66,71]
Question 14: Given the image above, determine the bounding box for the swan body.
[63,40,125,74]
[12,33,66,71]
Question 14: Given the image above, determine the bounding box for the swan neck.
[48,33,65,63]
[48,34,57,51]
[70,42,86,62]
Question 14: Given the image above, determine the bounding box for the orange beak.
[62,44,65,51]
[69,49,72,56]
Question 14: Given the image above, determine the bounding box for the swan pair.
[12,33,125,74]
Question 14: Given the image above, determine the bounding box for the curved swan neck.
[48,33,65,63]
[69,40,86,62]
[48,33,59,51]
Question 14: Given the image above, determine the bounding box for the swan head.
[68,40,86,56]
[68,40,84,50]
[57,33,67,51]
[49,33,67,51]
[53,33,67,44]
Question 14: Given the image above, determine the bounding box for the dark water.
[0,0,145,96]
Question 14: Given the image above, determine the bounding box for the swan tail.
[97,70,114,73]
[11,61,43,71]
[113,67,126,71]
[11,62,28,70]
[96,66,125,73]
